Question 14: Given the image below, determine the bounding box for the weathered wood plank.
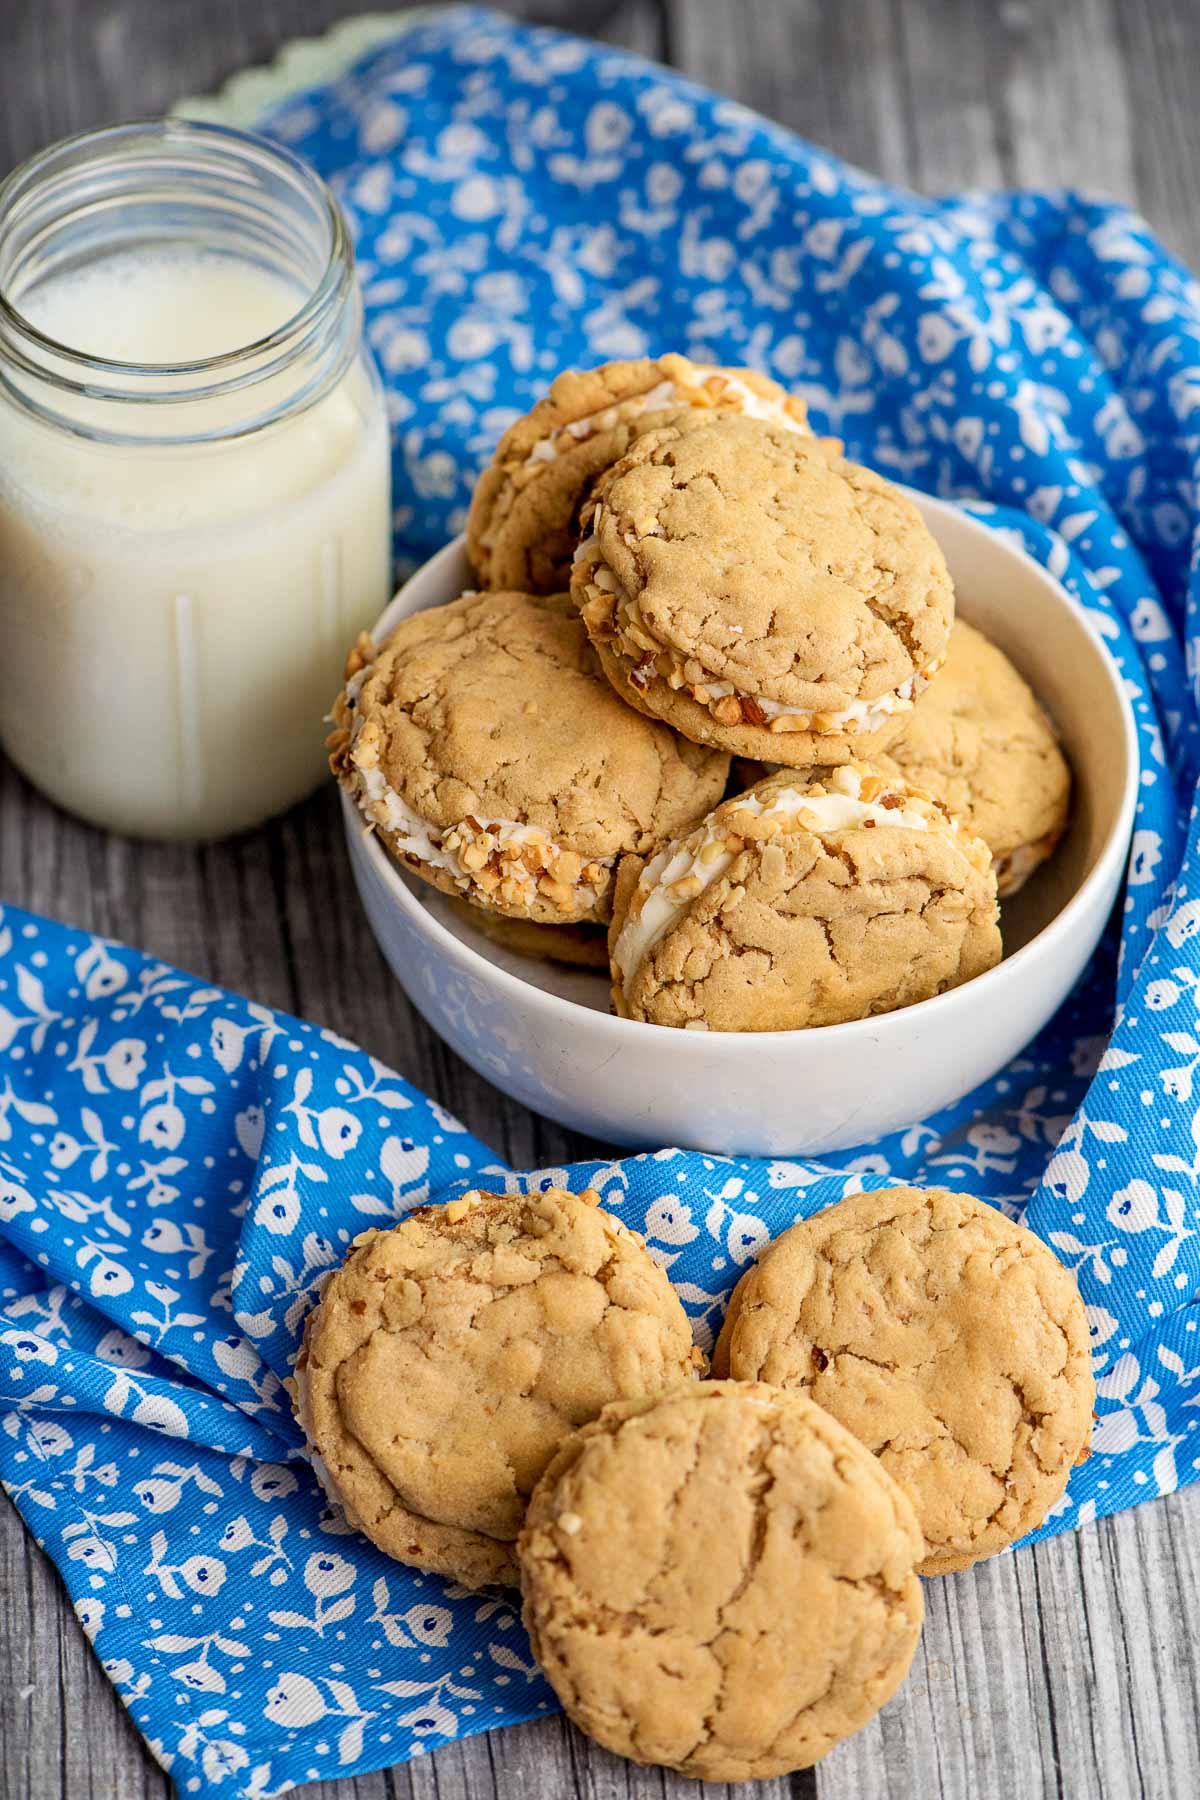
[5,2,1200,1799]
[669,0,1140,203]
[1,1504,171,1799]
[667,0,914,185]
[1113,0,1200,272]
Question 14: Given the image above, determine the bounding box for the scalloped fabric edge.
[171,9,438,127]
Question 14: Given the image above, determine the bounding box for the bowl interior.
[357,498,1136,1021]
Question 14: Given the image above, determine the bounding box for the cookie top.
[573,413,954,765]
[293,1188,702,1589]
[712,1186,1095,1575]
[329,591,729,925]
[466,353,810,593]
[518,1380,924,1781]
[609,763,1000,1030]
[878,620,1071,895]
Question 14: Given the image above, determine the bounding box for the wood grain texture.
[3,1,1200,1797]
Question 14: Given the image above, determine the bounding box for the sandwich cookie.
[713,1185,1094,1575]
[879,619,1071,896]
[329,592,729,926]
[609,764,1001,1031]
[466,353,810,594]
[573,412,954,765]
[518,1381,925,1780]
[446,897,609,969]
[292,1188,703,1588]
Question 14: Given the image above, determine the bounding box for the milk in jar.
[0,121,392,840]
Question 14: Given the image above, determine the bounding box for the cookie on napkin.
[518,1380,924,1779]
[292,1188,702,1588]
[713,1184,1095,1573]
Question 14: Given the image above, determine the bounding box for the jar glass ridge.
[0,119,359,439]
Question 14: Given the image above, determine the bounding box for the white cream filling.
[339,651,613,911]
[355,766,465,877]
[613,767,937,985]
[523,366,809,468]
[349,763,610,906]
[691,668,932,730]
[576,539,936,733]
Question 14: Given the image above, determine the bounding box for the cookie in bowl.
[466,353,810,593]
[879,619,1071,896]
[728,624,1071,896]
[293,1187,703,1588]
[573,413,953,766]
[713,1185,1094,1575]
[446,897,609,968]
[609,763,1000,1030]
[329,590,729,925]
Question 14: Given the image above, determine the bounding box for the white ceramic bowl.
[342,498,1138,1155]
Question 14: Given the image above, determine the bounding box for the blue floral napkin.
[5,5,1200,1795]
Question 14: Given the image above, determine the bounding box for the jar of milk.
[0,120,392,840]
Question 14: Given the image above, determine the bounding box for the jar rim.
[0,117,354,394]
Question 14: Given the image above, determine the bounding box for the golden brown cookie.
[712,1185,1095,1575]
[293,1188,703,1588]
[728,622,1070,896]
[609,763,1000,1030]
[466,353,810,593]
[518,1381,924,1780]
[572,413,954,765]
[329,592,728,925]
[877,620,1071,896]
[446,897,609,969]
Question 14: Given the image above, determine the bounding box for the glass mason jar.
[0,119,392,840]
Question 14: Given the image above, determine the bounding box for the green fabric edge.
[171,8,439,125]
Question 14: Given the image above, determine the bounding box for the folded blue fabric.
[5,5,1200,1794]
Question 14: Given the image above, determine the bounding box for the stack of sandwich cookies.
[572,412,954,766]
[291,1187,702,1588]
[335,352,1072,1011]
[610,763,1000,1031]
[319,355,1090,1779]
[466,352,811,594]
[329,589,728,929]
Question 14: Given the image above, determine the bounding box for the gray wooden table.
[3,1,1200,1796]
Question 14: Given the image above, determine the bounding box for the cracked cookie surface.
[466,353,810,593]
[572,412,954,764]
[329,590,728,925]
[877,620,1071,895]
[293,1188,702,1589]
[712,1185,1095,1574]
[609,763,1000,1030]
[518,1380,924,1780]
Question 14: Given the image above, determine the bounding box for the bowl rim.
[345,498,1139,1054]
